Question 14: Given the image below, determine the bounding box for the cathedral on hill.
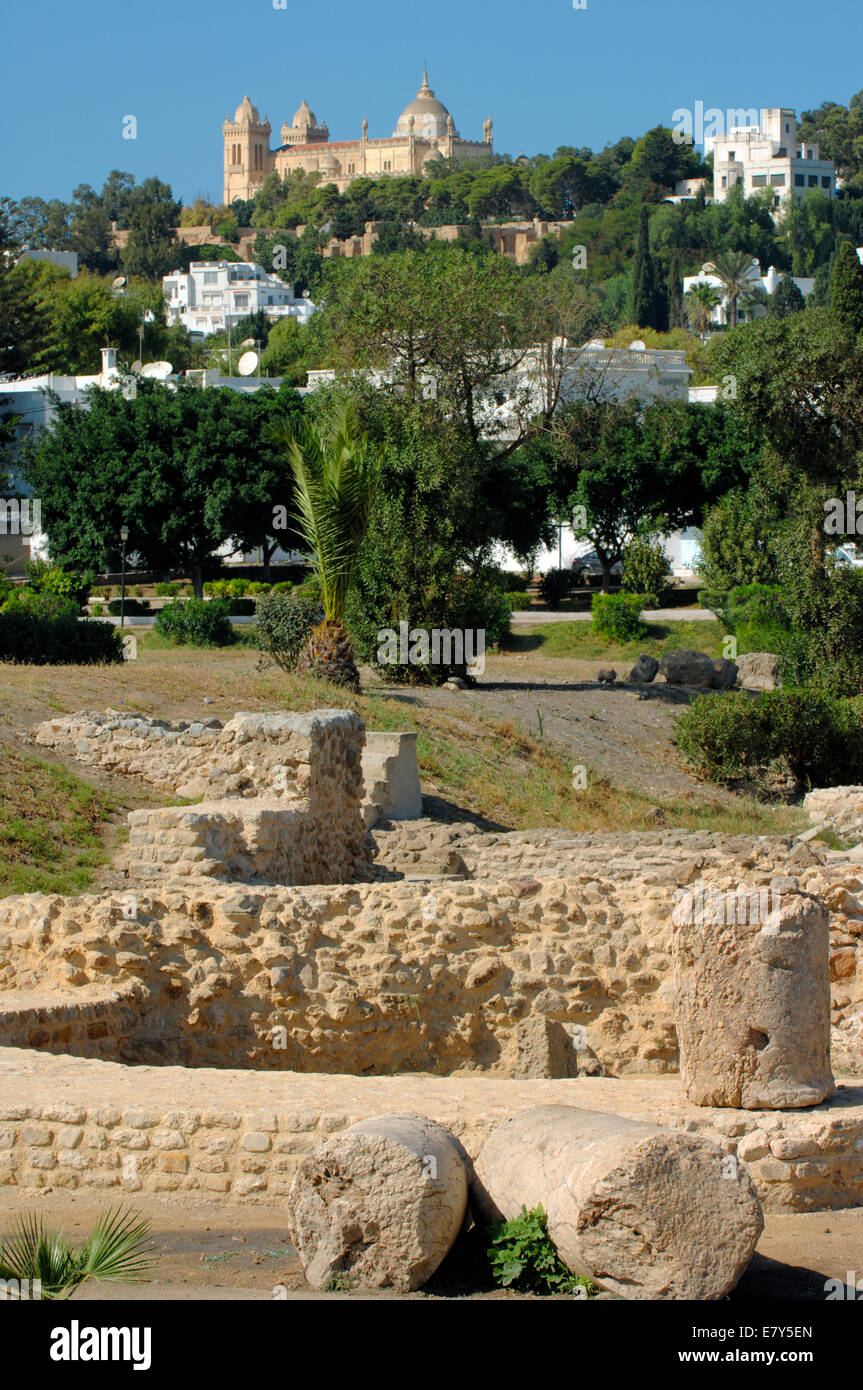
[222,69,493,203]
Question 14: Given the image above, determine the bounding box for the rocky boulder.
[628,653,659,684]
[659,649,738,689]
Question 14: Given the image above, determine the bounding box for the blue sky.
[2,0,861,204]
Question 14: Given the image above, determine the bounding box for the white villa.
[162,261,316,337]
[709,108,836,207]
[683,260,814,327]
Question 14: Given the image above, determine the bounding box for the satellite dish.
[131,359,143,373]
[140,360,173,380]
[240,337,256,349]
[237,351,259,377]
[112,275,127,290]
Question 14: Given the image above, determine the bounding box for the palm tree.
[703,252,761,329]
[684,281,720,337]
[0,1206,154,1299]
[276,401,382,690]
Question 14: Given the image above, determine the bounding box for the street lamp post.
[119,525,130,630]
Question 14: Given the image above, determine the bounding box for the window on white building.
[794,174,805,187]
[822,177,832,189]
[770,173,786,186]
[752,174,767,186]
[203,272,218,284]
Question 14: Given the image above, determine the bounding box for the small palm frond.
[273,400,382,624]
[78,1206,156,1287]
[0,1211,80,1300]
[0,1206,154,1300]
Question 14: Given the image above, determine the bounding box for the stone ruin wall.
[1,836,861,1077]
[35,708,371,887]
[12,711,863,1077]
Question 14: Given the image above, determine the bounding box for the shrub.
[591,591,648,642]
[539,568,572,607]
[487,1206,595,1297]
[2,588,80,620]
[155,598,234,647]
[154,582,178,597]
[505,591,532,611]
[270,581,294,594]
[253,593,323,671]
[676,685,863,787]
[621,536,672,608]
[90,603,104,616]
[0,611,123,665]
[204,580,230,597]
[227,597,256,616]
[24,561,91,613]
[107,597,149,615]
[697,487,781,590]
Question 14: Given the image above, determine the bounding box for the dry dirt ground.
[0,1189,859,1302]
[0,642,765,822]
[406,650,706,800]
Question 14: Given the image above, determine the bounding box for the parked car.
[833,543,863,569]
[571,551,623,587]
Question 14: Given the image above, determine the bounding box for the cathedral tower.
[223,96,273,203]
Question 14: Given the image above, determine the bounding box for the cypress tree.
[830,240,863,334]
[667,252,684,329]
[768,275,805,318]
[631,206,657,329]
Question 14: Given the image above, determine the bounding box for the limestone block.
[736,652,781,692]
[513,1014,577,1078]
[288,1112,469,1290]
[673,889,834,1109]
[472,1105,763,1300]
[362,733,422,822]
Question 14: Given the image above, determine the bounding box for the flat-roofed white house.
[709,108,836,207]
[162,261,316,336]
[683,260,814,327]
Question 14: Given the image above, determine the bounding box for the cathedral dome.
[234,95,261,125]
[395,69,453,140]
[293,100,318,129]
[319,153,341,173]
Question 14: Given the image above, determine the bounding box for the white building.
[162,261,316,336]
[709,108,836,207]
[14,248,78,278]
[683,260,814,327]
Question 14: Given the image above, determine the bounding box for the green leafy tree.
[714,309,863,574]
[121,187,181,280]
[830,240,863,333]
[24,378,304,594]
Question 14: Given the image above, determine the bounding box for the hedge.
[0,612,124,665]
